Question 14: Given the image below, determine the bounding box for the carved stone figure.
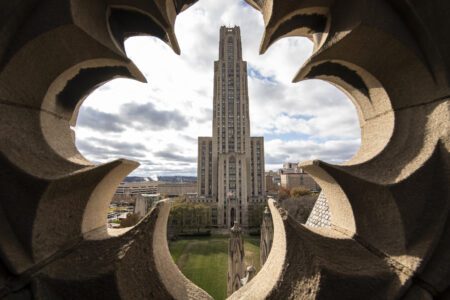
[259,206,273,265]
[227,221,245,296]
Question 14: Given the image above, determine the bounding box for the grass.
[169,239,190,262]
[169,236,260,300]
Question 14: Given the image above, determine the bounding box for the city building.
[279,162,320,191]
[158,182,197,197]
[282,162,302,173]
[134,194,162,218]
[112,181,196,203]
[113,181,159,203]
[110,180,196,227]
[280,172,320,191]
[265,171,280,192]
[197,26,266,228]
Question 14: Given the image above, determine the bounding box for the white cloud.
[265,139,361,165]
[74,0,361,176]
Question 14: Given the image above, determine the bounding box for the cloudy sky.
[74,0,361,177]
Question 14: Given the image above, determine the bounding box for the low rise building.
[113,181,159,203]
[280,172,319,191]
[282,162,302,173]
[110,181,197,226]
[265,171,280,192]
[134,194,162,218]
[158,182,197,197]
[279,162,320,191]
[186,193,198,202]
[112,180,196,203]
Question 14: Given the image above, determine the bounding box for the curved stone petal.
[244,0,450,298]
[0,0,448,298]
[33,200,212,299]
[0,1,207,298]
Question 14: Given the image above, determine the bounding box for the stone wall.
[305,192,331,228]
[280,194,318,224]
[0,0,448,299]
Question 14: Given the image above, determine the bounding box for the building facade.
[265,170,280,193]
[113,181,196,203]
[197,26,265,228]
[279,162,321,192]
[279,162,321,191]
[280,172,319,191]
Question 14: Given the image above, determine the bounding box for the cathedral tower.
[198,26,265,228]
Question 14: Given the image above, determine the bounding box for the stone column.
[260,206,273,266]
[227,221,245,296]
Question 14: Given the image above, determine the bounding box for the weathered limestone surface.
[0,1,212,299]
[243,0,450,298]
[281,193,318,224]
[306,192,331,228]
[0,0,449,299]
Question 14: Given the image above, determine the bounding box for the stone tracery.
[0,0,448,299]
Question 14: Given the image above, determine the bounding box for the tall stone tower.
[197,26,265,229]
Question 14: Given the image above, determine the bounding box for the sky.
[74,0,361,177]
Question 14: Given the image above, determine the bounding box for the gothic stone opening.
[0,0,449,299]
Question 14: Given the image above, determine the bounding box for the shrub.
[291,187,311,197]
[278,187,290,200]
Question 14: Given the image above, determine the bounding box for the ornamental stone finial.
[227,221,245,296]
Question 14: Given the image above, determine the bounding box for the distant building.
[279,162,320,191]
[113,181,196,203]
[185,193,198,202]
[113,181,159,203]
[196,26,266,229]
[282,162,302,173]
[265,171,280,192]
[265,174,278,192]
[158,182,197,197]
[280,172,319,191]
[265,174,274,192]
[134,194,162,218]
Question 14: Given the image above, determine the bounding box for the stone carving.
[236,0,450,298]
[305,192,331,228]
[0,0,449,299]
[259,206,273,265]
[227,221,245,296]
[0,1,212,299]
[280,193,318,224]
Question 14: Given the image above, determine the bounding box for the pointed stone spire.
[260,206,273,265]
[227,221,245,296]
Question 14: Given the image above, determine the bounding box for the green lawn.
[169,236,260,300]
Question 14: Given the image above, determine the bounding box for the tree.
[278,187,290,200]
[168,200,212,235]
[291,187,311,198]
[248,205,266,228]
